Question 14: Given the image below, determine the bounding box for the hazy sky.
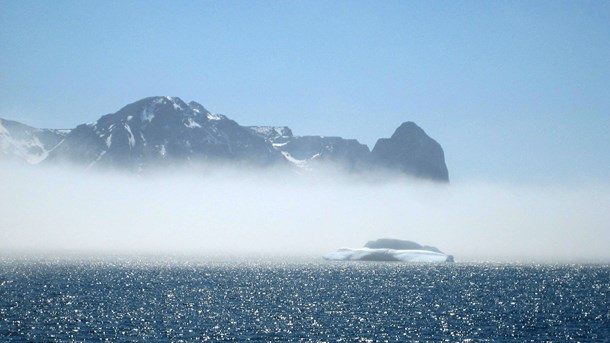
[1,0,609,184]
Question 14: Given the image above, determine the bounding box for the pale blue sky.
[1,0,609,183]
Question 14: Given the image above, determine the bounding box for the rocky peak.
[44,96,285,170]
[188,101,211,115]
[371,122,449,182]
[249,126,294,142]
[392,121,425,139]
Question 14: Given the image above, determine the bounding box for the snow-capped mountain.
[249,126,370,171]
[0,118,67,164]
[0,96,449,181]
[45,96,285,170]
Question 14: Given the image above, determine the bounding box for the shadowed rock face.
[371,122,449,182]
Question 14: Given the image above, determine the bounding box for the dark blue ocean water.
[1,257,608,342]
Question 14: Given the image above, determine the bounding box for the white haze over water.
[1,164,609,263]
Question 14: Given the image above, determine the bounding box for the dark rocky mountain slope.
[1,96,449,181]
[45,96,285,170]
[371,122,449,182]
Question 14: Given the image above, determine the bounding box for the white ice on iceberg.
[324,247,454,263]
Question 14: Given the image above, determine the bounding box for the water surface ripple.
[1,259,608,341]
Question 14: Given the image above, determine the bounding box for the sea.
[1,256,608,342]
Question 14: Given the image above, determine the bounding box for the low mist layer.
[1,164,608,262]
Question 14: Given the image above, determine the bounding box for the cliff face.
[371,122,449,182]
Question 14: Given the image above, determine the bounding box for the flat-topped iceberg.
[325,239,454,263]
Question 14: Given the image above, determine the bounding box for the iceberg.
[324,239,454,263]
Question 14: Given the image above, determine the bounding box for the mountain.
[45,96,285,170]
[0,118,67,164]
[249,126,370,171]
[371,122,449,182]
[1,96,449,181]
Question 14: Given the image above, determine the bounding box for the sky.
[1,0,609,184]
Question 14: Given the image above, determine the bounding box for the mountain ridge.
[0,96,449,182]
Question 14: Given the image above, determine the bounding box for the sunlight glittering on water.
[1,258,608,341]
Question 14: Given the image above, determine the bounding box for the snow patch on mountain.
[140,99,164,123]
[0,119,66,164]
[185,118,201,128]
[280,151,309,169]
[207,113,223,121]
[165,96,185,111]
[124,123,136,148]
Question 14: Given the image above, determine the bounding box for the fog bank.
[1,165,608,262]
